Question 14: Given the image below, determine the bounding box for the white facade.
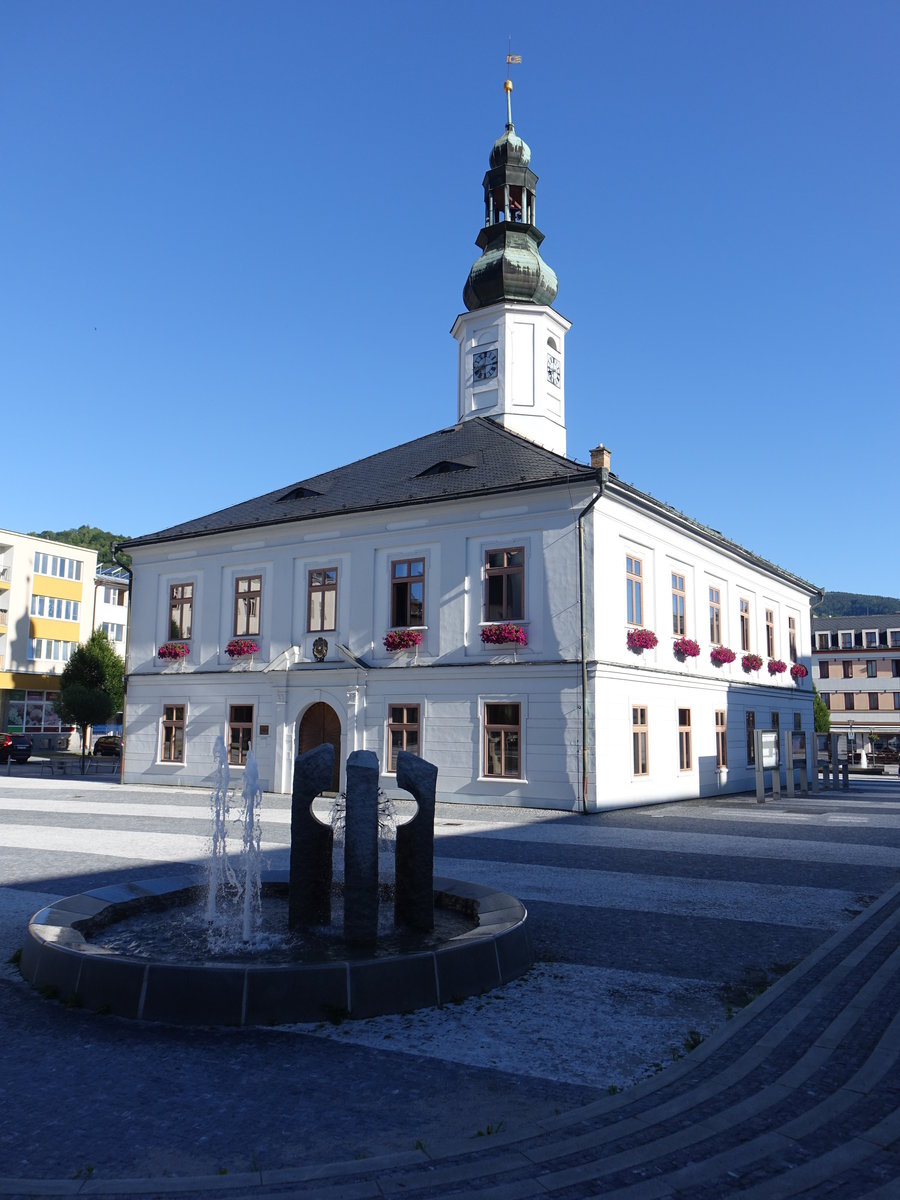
[93,566,130,658]
[122,469,816,809]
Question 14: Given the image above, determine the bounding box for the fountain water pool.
[19,747,533,1025]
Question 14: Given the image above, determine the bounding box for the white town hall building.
[122,85,819,810]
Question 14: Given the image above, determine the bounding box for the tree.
[813,683,831,734]
[54,630,125,773]
[28,525,131,569]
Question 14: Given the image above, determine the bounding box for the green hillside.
[29,525,131,569]
[813,591,900,617]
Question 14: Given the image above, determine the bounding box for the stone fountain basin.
[19,872,532,1026]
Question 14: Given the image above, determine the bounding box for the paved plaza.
[1,767,900,1197]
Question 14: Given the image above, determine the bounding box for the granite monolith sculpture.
[288,742,336,928]
[343,749,381,946]
[394,750,437,931]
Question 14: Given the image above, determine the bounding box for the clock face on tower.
[547,353,561,387]
[473,348,498,383]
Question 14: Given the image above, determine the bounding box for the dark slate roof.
[812,614,900,632]
[123,418,599,549]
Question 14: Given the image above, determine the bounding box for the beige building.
[811,615,900,756]
[0,530,128,752]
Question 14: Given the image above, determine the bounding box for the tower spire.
[504,48,521,127]
[461,64,557,312]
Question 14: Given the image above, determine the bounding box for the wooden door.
[298,702,341,793]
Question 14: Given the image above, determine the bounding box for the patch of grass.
[63,992,83,1009]
[38,984,60,1001]
[7,948,22,966]
[414,1139,426,1153]
[73,1166,94,1180]
[321,1004,350,1026]
[475,1121,505,1138]
[683,1029,703,1053]
[607,1085,620,1096]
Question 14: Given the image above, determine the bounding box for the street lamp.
[848,721,855,765]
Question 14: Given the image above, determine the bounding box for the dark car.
[93,734,123,757]
[0,733,33,763]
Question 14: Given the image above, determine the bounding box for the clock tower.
[451,78,570,456]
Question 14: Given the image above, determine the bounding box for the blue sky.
[1,1,897,598]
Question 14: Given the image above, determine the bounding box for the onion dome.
[463,80,558,312]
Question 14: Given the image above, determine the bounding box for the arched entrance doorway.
[297,702,341,793]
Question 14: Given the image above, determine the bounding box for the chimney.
[590,444,611,480]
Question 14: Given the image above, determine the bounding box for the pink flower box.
[627,628,658,652]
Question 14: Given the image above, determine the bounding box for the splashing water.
[206,736,235,922]
[239,750,263,942]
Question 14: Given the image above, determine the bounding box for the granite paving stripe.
[439,820,900,865]
[0,824,282,861]
[433,856,858,927]
[525,900,831,977]
[435,836,900,893]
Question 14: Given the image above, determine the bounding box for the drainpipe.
[111,544,133,784]
[577,446,611,813]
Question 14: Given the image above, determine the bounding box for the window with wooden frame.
[484,547,524,622]
[160,704,185,763]
[234,575,261,638]
[844,693,855,711]
[740,598,750,652]
[626,556,643,626]
[678,708,692,771]
[894,692,900,711]
[391,557,425,627]
[894,661,900,678]
[169,583,193,640]
[823,693,831,710]
[864,629,878,649]
[709,586,722,644]
[866,660,877,679]
[632,706,649,776]
[715,710,727,769]
[890,631,900,648]
[228,704,254,766]
[843,661,853,679]
[307,567,337,632]
[388,704,420,772]
[484,702,521,778]
[788,616,798,662]
[868,693,879,711]
[766,610,776,658]
[672,573,686,636]
[746,711,756,764]
[839,631,853,649]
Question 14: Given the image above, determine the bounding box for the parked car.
[0,733,33,763]
[92,734,123,757]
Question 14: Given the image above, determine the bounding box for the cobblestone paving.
[1,770,899,1197]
